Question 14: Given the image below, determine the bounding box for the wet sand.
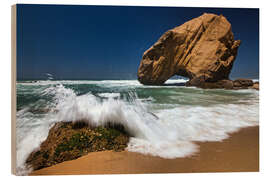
[31,126,259,175]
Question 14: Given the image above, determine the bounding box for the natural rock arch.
[137,13,241,86]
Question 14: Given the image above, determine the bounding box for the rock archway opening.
[164,75,189,86]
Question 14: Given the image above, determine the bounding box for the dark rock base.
[186,78,259,90]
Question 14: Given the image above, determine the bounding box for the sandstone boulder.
[137,13,241,85]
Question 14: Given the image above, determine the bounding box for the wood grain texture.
[11,4,17,175]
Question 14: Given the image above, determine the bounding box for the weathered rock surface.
[233,78,253,88]
[186,78,234,89]
[138,13,241,86]
[186,78,258,90]
[26,121,129,170]
[252,82,259,90]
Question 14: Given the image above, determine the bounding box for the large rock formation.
[138,13,241,86]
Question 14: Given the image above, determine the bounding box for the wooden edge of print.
[11,4,17,175]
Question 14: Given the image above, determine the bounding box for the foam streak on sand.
[16,80,259,174]
[31,126,259,175]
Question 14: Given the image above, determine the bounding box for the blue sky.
[17,4,259,80]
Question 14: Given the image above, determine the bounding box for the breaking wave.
[16,80,259,175]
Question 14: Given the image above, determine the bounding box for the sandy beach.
[31,126,259,175]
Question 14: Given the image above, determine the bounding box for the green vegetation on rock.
[26,121,129,170]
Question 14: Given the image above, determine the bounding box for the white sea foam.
[98,93,121,98]
[16,110,57,175]
[16,82,259,174]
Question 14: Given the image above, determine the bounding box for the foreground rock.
[26,121,129,171]
[138,13,241,86]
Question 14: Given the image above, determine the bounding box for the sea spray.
[16,79,259,174]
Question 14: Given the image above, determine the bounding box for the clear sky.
[17,4,259,80]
